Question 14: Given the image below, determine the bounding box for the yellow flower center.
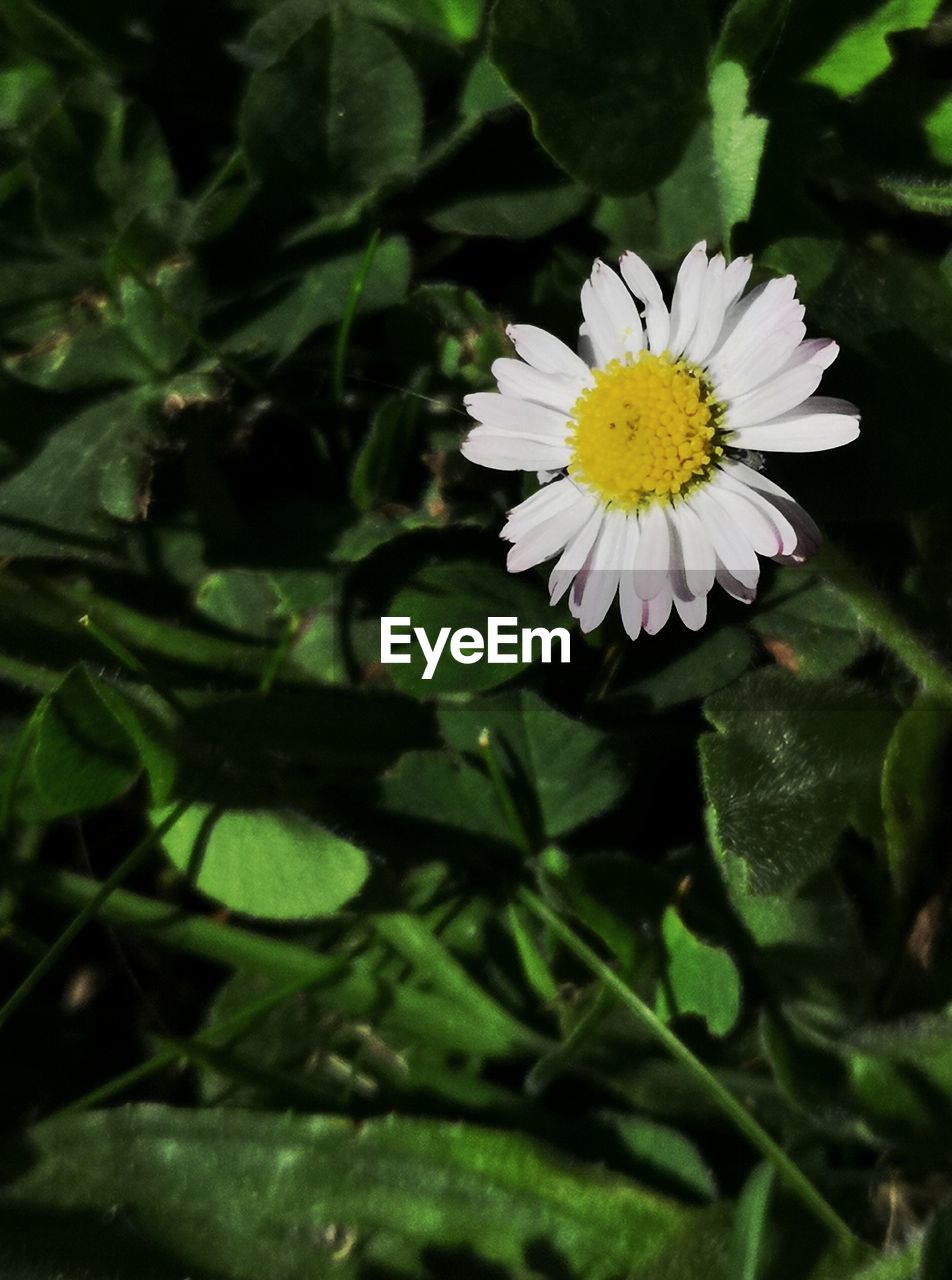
[567,353,724,510]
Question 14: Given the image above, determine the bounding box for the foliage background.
[2,0,952,1276]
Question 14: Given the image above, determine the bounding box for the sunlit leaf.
[156,804,370,921]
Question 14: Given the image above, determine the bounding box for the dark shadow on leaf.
[0,1203,226,1280]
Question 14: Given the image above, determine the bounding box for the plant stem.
[818,541,952,706]
[27,867,350,985]
[333,227,381,402]
[478,729,534,854]
[517,885,857,1245]
[0,801,190,1032]
[259,615,301,694]
[79,613,189,718]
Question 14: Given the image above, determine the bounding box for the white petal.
[570,509,628,633]
[689,487,760,589]
[461,428,571,472]
[669,501,716,597]
[506,489,597,573]
[643,580,674,635]
[617,519,643,640]
[713,470,799,555]
[722,255,752,310]
[633,503,670,600]
[577,324,596,368]
[619,251,670,354]
[591,259,644,357]
[549,506,605,605]
[726,364,827,429]
[492,357,587,414]
[502,475,586,541]
[668,241,708,357]
[722,460,821,558]
[581,260,643,366]
[704,482,783,556]
[507,324,591,379]
[714,321,806,401]
[685,254,728,365]
[706,276,799,383]
[465,392,570,438]
[673,590,708,631]
[716,562,756,604]
[730,414,859,452]
[778,337,839,375]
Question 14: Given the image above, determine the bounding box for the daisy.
[461,243,859,638]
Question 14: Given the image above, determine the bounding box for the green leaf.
[709,60,768,239]
[713,0,792,68]
[25,79,178,246]
[350,394,418,511]
[924,91,952,165]
[3,302,156,392]
[593,122,721,267]
[7,1107,730,1280]
[881,694,952,900]
[29,667,141,817]
[0,58,60,134]
[539,847,666,972]
[113,256,204,375]
[729,1162,774,1280]
[489,0,710,195]
[0,389,158,557]
[194,570,288,640]
[378,747,513,849]
[439,689,629,838]
[602,1112,717,1202]
[232,0,332,69]
[0,1203,196,1280]
[240,14,423,212]
[460,55,517,120]
[701,670,896,895]
[156,804,370,921]
[656,906,742,1037]
[385,560,557,694]
[92,683,177,808]
[788,243,952,516]
[223,236,410,360]
[879,175,952,216]
[750,571,863,678]
[612,626,754,711]
[355,0,484,42]
[428,184,589,239]
[804,0,942,98]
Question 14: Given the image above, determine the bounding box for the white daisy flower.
[461,243,860,638]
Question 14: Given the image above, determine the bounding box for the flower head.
[461,243,859,637]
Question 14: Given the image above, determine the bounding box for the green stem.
[0,801,191,1031]
[517,885,857,1246]
[259,615,301,694]
[333,227,381,402]
[27,867,350,985]
[79,612,188,718]
[818,542,952,706]
[478,729,534,854]
[44,580,269,676]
